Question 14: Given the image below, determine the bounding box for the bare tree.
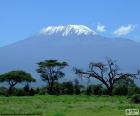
[75,58,139,96]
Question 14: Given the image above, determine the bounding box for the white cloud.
[96,24,106,33]
[113,24,135,36]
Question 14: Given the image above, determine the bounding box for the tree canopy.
[0,70,36,95]
[36,60,68,94]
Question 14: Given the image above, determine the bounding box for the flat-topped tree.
[0,70,36,95]
[75,58,139,96]
[36,60,68,94]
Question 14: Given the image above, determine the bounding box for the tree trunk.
[9,86,14,95]
[108,87,113,96]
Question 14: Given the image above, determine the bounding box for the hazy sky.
[0,0,140,46]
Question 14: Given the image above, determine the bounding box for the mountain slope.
[0,25,140,86]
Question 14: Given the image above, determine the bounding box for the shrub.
[24,84,30,93]
[102,88,108,95]
[74,79,81,95]
[92,84,103,95]
[130,94,140,104]
[113,85,128,95]
[16,89,27,96]
[85,84,103,95]
[62,82,74,95]
[35,87,41,94]
[29,88,35,96]
[127,86,140,95]
[0,87,8,96]
[86,86,92,95]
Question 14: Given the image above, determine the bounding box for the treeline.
[0,58,140,96]
[0,79,140,96]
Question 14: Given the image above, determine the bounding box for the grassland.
[0,95,140,116]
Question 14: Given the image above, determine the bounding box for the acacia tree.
[36,60,68,94]
[75,58,139,96]
[0,70,36,95]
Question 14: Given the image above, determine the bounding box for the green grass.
[0,95,140,116]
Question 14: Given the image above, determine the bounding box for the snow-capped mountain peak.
[40,25,97,36]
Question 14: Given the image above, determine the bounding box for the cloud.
[96,24,106,33]
[113,24,135,36]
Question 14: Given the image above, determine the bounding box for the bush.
[130,94,140,104]
[102,88,108,95]
[16,89,27,96]
[61,82,74,95]
[86,86,92,95]
[29,88,35,96]
[113,85,128,95]
[74,79,81,95]
[0,87,8,96]
[24,84,30,93]
[92,84,103,95]
[35,87,40,94]
[127,86,140,95]
[85,84,103,95]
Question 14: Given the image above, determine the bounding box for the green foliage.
[92,84,103,95]
[36,60,68,94]
[62,81,74,95]
[86,86,92,95]
[35,87,40,94]
[74,79,82,95]
[29,88,35,96]
[0,87,8,96]
[102,88,108,95]
[0,70,36,83]
[113,77,139,95]
[0,70,36,95]
[86,84,103,95]
[24,84,30,93]
[16,89,27,96]
[0,59,139,97]
[130,94,140,104]
[113,85,128,95]
[37,81,84,95]
[127,86,140,95]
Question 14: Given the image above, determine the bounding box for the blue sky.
[0,0,140,46]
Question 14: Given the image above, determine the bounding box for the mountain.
[40,25,97,36]
[0,25,140,86]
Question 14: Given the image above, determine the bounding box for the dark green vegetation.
[0,59,140,115]
[36,60,68,94]
[0,95,140,116]
[0,70,36,96]
[0,59,140,97]
[130,94,140,104]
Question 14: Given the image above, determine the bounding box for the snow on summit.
[40,25,97,36]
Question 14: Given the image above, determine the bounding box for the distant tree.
[35,87,41,95]
[91,84,103,95]
[36,60,68,94]
[86,86,92,95]
[75,58,139,96]
[0,70,36,95]
[16,89,26,96]
[130,94,140,104]
[29,88,35,96]
[74,79,82,95]
[23,84,30,94]
[113,77,136,95]
[62,81,74,94]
